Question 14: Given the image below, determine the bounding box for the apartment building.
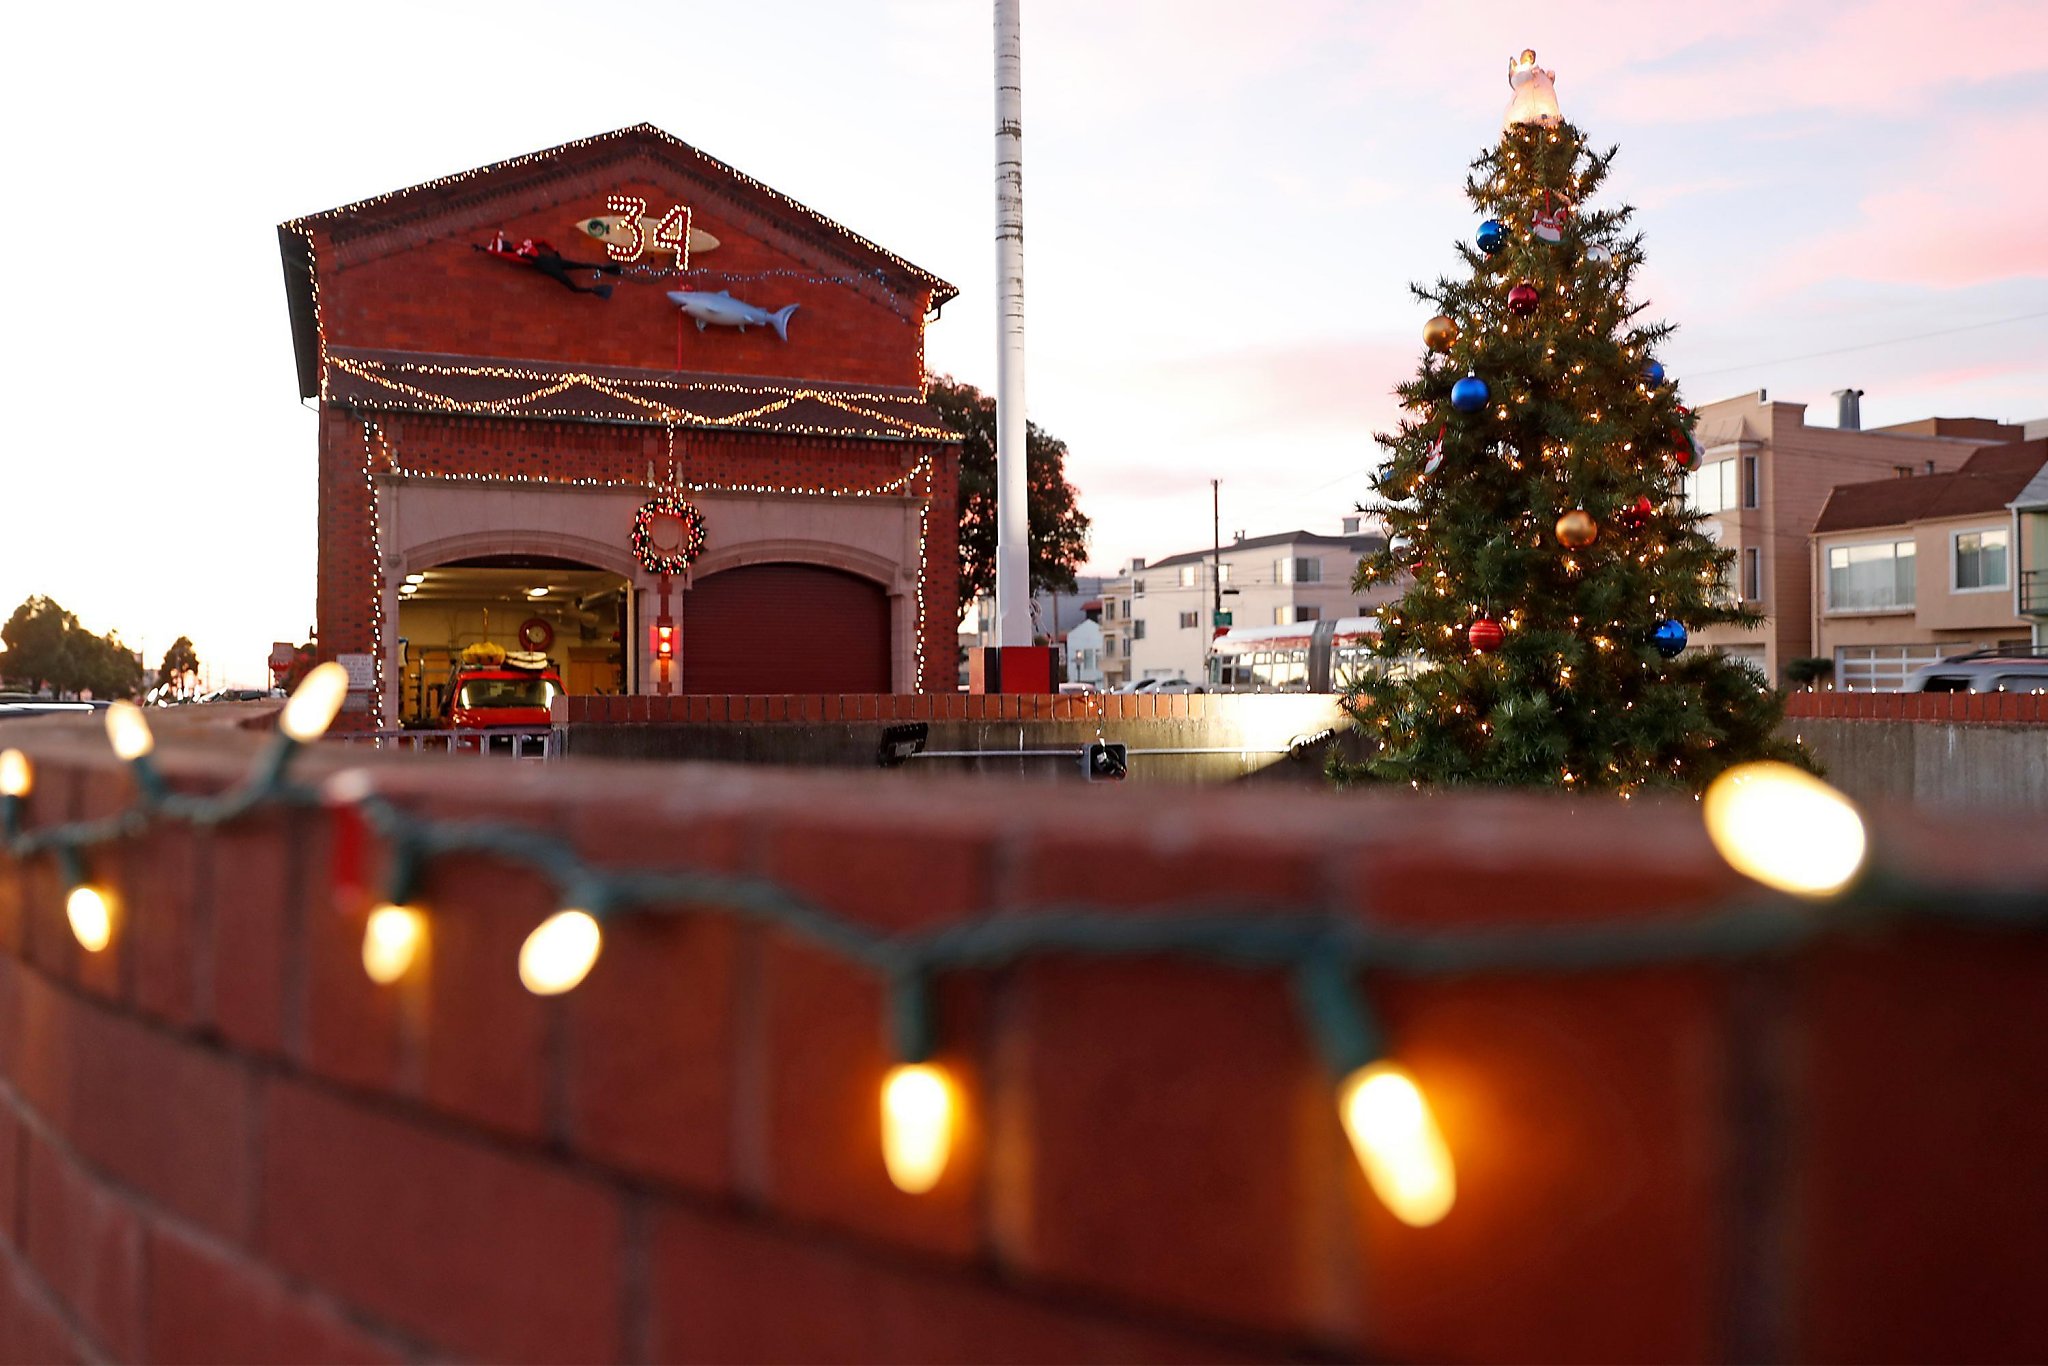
[1097,526,1393,687]
[1810,439,2048,688]
[1682,390,2023,681]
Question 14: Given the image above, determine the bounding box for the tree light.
[280,662,350,743]
[519,909,602,995]
[1339,1063,1455,1227]
[67,885,114,953]
[1703,762,1866,897]
[880,1063,957,1194]
[362,903,426,984]
[105,702,154,761]
[0,748,30,798]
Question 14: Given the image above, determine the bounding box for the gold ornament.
[1423,315,1459,352]
[1555,509,1599,549]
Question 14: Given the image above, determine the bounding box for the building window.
[1826,539,1916,611]
[1274,604,1322,625]
[1276,556,1323,584]
[1954,528,2009,591]
[1741,455,1759,509]
[1121,637,1131,658]
[1684,459,1740,514]
[1342,515,1362,534]
[1742,548,1761,601]
[1178,611,1199,629]
[1178,565,1199,588]
[1131,620,1146,641]
[1132,579,1146,596]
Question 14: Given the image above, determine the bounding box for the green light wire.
[3,737,2045,1079]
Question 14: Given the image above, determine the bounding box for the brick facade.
[287,127,961,712]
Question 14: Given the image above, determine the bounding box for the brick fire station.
[279,124,960,726]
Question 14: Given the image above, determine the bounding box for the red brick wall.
[2,726,2045,1361]
[1782,690,2048,723]
[314,412,959,696]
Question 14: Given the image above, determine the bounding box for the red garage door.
[682,563,892,693]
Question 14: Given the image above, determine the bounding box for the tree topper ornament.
[1504,49,1563,130]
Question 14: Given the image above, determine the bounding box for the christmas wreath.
[632,493,708,576]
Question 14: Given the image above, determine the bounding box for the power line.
[1686,311,2048,381]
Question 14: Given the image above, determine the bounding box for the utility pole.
[1209,478,1222,684]
[993,0,1031,647]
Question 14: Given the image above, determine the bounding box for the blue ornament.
[1651,619,1688,658]
[1643,360,1666,386]
[1450,374,1490,413]
[1476,219,1506,255]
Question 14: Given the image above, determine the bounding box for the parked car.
[1902,647,2048,694]
[1149,678,1209,694]
[0,699,99,718]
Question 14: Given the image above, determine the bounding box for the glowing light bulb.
[105,702,153,761]
[1340,1063,1455,1227]
[881,1063,956,1194]
[1703,762,1866,897]
[280,662,350,743]
[67,885,114,953]
[519,909,602,995]
[361,903,426,984]
[0,748,31,798]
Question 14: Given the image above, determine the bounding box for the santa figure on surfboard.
[474,231,620,298]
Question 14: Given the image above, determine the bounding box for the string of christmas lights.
[4,687,2040,1226]
[616,265,929,325]
[328,356,955,440]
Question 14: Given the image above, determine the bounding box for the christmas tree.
[1341,51,1807,794]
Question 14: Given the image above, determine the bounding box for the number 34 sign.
[580,195,715,271]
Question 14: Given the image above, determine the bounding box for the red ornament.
[1668,427,1702,472]
[1468,618,1506,653]
[1616,495,1655,530]
[1506,282,1540,316]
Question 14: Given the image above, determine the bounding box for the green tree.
[75,631,145,701]
[926,375,1091,605]
[1,596,82,695]
[1341,106,1805,793]
[158,636,201,699]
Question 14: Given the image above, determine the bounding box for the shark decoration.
[666,289,798,341]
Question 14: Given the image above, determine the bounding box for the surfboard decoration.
[577,215,721,257]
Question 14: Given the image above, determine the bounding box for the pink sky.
[1,0,2043,686]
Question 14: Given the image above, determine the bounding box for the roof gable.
[281,125,954,399]
[287,123,951,298]
[1813,440,2048,533]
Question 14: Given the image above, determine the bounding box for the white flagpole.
[993,0,1031,648]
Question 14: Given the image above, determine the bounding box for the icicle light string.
[2,681,2044,1227]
